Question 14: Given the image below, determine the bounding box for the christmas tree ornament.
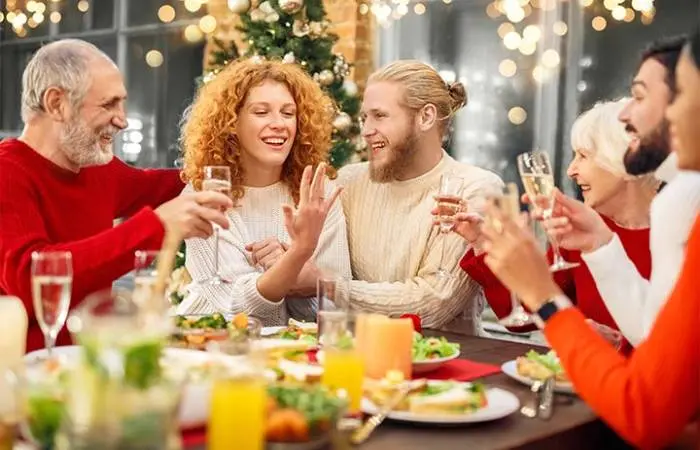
[353,135,367,151]
[309,21,323,35]
[279,0,304,14]
[228,0,251,13]
[258,1,274,14]
[333,112,352,132]
[292,20,310,37]
[282,52,296,64]
[251,55,265,64]
[250,8,265,21]
[342,80,358,96]
[264,12,279,22]
[333,56,350,78]
[318,69,334,85]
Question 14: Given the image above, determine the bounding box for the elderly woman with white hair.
[458,99,658,352]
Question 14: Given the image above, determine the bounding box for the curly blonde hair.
[180,58,335,205]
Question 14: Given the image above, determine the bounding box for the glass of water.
[31,251,73,356]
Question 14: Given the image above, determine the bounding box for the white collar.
[654,152,679,184]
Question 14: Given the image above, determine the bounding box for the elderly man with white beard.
[0,39,232,352]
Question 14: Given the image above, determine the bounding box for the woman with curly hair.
[176,58,351,325]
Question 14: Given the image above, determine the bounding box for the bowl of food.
[265,383,346,450]
[170,312,262,350]
[411,333,461,374]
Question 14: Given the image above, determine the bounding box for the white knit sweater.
[176,180,352,326]
[337,152,503,334]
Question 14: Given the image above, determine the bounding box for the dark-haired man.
[539,35,700,346]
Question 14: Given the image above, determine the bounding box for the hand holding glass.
[434,174,466,279]
[485,183,533,328]
[517,152,579,272]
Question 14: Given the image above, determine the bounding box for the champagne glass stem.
[436,231,450,278]
[213,227,220,277]
[45,332,56,356]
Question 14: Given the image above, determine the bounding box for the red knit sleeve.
[460,249,537,332]
[544,217,700,449]
[107,158,184,218]
[0,167,166,317]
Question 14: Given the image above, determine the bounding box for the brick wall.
[204,0,374,88]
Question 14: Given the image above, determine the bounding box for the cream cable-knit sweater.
[176,181,352,326]
[337,152,503,334]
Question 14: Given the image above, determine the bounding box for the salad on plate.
[412,332,460,361]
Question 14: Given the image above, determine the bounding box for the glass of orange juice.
[208,340,267,450]
[320,311,364,415]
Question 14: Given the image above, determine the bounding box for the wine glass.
[485,183,534,328]
[517,151,580,272]
[133,250,169,315]
[202,165,232,285]
[31,251,73,357]
[433,173,466,279]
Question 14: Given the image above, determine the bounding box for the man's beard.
[59,115,115,168]
[369,130,420,183]
[623,119,671,176]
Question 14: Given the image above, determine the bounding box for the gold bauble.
[227,0,251,13]
[318,69,334,86]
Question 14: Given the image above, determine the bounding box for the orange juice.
[363,316,413,380]
[322,349,364,413]
[208,377,266,450]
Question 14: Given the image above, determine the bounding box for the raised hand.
[431,208,484,244]
[523,189,613,253]
[282,163,342,256]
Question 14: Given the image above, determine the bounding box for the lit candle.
[0,297,28,417]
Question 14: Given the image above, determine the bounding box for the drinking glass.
[319,311,364,417]
[517,151,579,272]
[317,275,350,337]
[433,173,466,279]
[133,250,169,315]
[485,183,533,328]
[208,341,267,450]
[31,251,73,356]
[202,165,232,285]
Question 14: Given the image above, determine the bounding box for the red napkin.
[400,314,422,333]
[182,427,207,448]
[415,359,501,382]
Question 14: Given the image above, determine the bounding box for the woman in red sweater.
[480,32,700,449]
[457,99,658,347]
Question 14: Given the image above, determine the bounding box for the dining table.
[190,329,634,450]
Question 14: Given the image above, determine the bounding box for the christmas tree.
[203,0,365,168]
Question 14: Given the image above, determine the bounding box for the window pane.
[119,30,204,167]
[126,0,205,27]
[0,43,40,131]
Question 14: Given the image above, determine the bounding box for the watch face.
[537,302,559,322]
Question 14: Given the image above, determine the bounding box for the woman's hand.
[282,163,342,257]
[524,189,613,253]
[481,204,562,311]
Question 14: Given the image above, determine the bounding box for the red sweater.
[0,139,184,352]
[461,216,651,343]
[545,215,700,449]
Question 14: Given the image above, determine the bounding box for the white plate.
[23,345,276,429]
[412,352,460,374]
[501,360,576,395]
[261,326,286,336]
[361,385,519,424]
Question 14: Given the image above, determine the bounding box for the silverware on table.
[350,379,427,445]
[520,376,555,420]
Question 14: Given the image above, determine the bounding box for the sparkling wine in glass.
[203,166,232,285]
[133,250,168,316]
[486,183,533,328]
[434,174,465,279]
[517,151,580,272]
[31,251,73,356]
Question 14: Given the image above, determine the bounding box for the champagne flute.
[133,250,168,315]
[485,183,533,327]
[517,151,580,272]
[202,166,232,285]
[31,251,72,356]
[433,173,465,279]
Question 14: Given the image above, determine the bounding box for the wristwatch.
[532,294,573,329]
